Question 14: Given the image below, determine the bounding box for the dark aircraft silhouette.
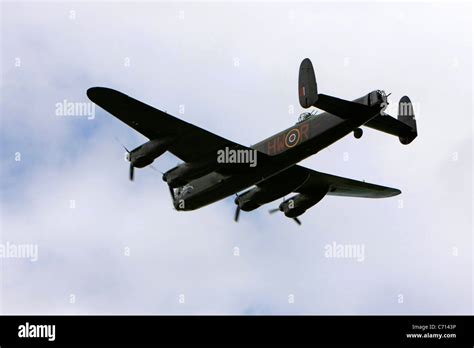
[87,58,418,225]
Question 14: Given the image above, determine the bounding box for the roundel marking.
[285,128,301,148]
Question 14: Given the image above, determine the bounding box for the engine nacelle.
[235,169,311,212]
[163,161,215,188]
[129,138,171,168]
[235,183,307,213]
[279,190,327,218]
[235,187,270,212]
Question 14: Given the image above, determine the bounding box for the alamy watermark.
[18,322,55,341]
[217,147,257,167]
[324,241,365,262]
[55,99,95,120]
[0,241,38,262]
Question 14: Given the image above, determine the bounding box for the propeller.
[114,136,130,153]
[268,198,302,225]
[234,193,241,223]
[234,206,241,222]
[129,163,134,181]
[114,137,135,182]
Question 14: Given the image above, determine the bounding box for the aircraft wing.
[292,165,401,198]
[87,87,250,163]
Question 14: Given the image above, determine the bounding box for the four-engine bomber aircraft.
[87,58,418,224]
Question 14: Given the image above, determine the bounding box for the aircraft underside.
[87,58,417,225]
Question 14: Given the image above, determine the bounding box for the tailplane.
[297,58,418,145]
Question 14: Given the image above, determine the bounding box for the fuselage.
[173,90,387,211]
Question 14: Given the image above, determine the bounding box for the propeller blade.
[293,217,302,225]
[268,208,280,214]
[234,206,241,222]
[129,163,134,181]
[114,136,130,153]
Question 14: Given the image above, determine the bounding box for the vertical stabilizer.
[397,96,417,144]
[298,58,318,108]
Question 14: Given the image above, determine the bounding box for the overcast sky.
[0,1,472,314]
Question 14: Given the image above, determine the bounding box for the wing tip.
[87,86,104,101]
[386,188,402,197]
[87,87,121,102]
